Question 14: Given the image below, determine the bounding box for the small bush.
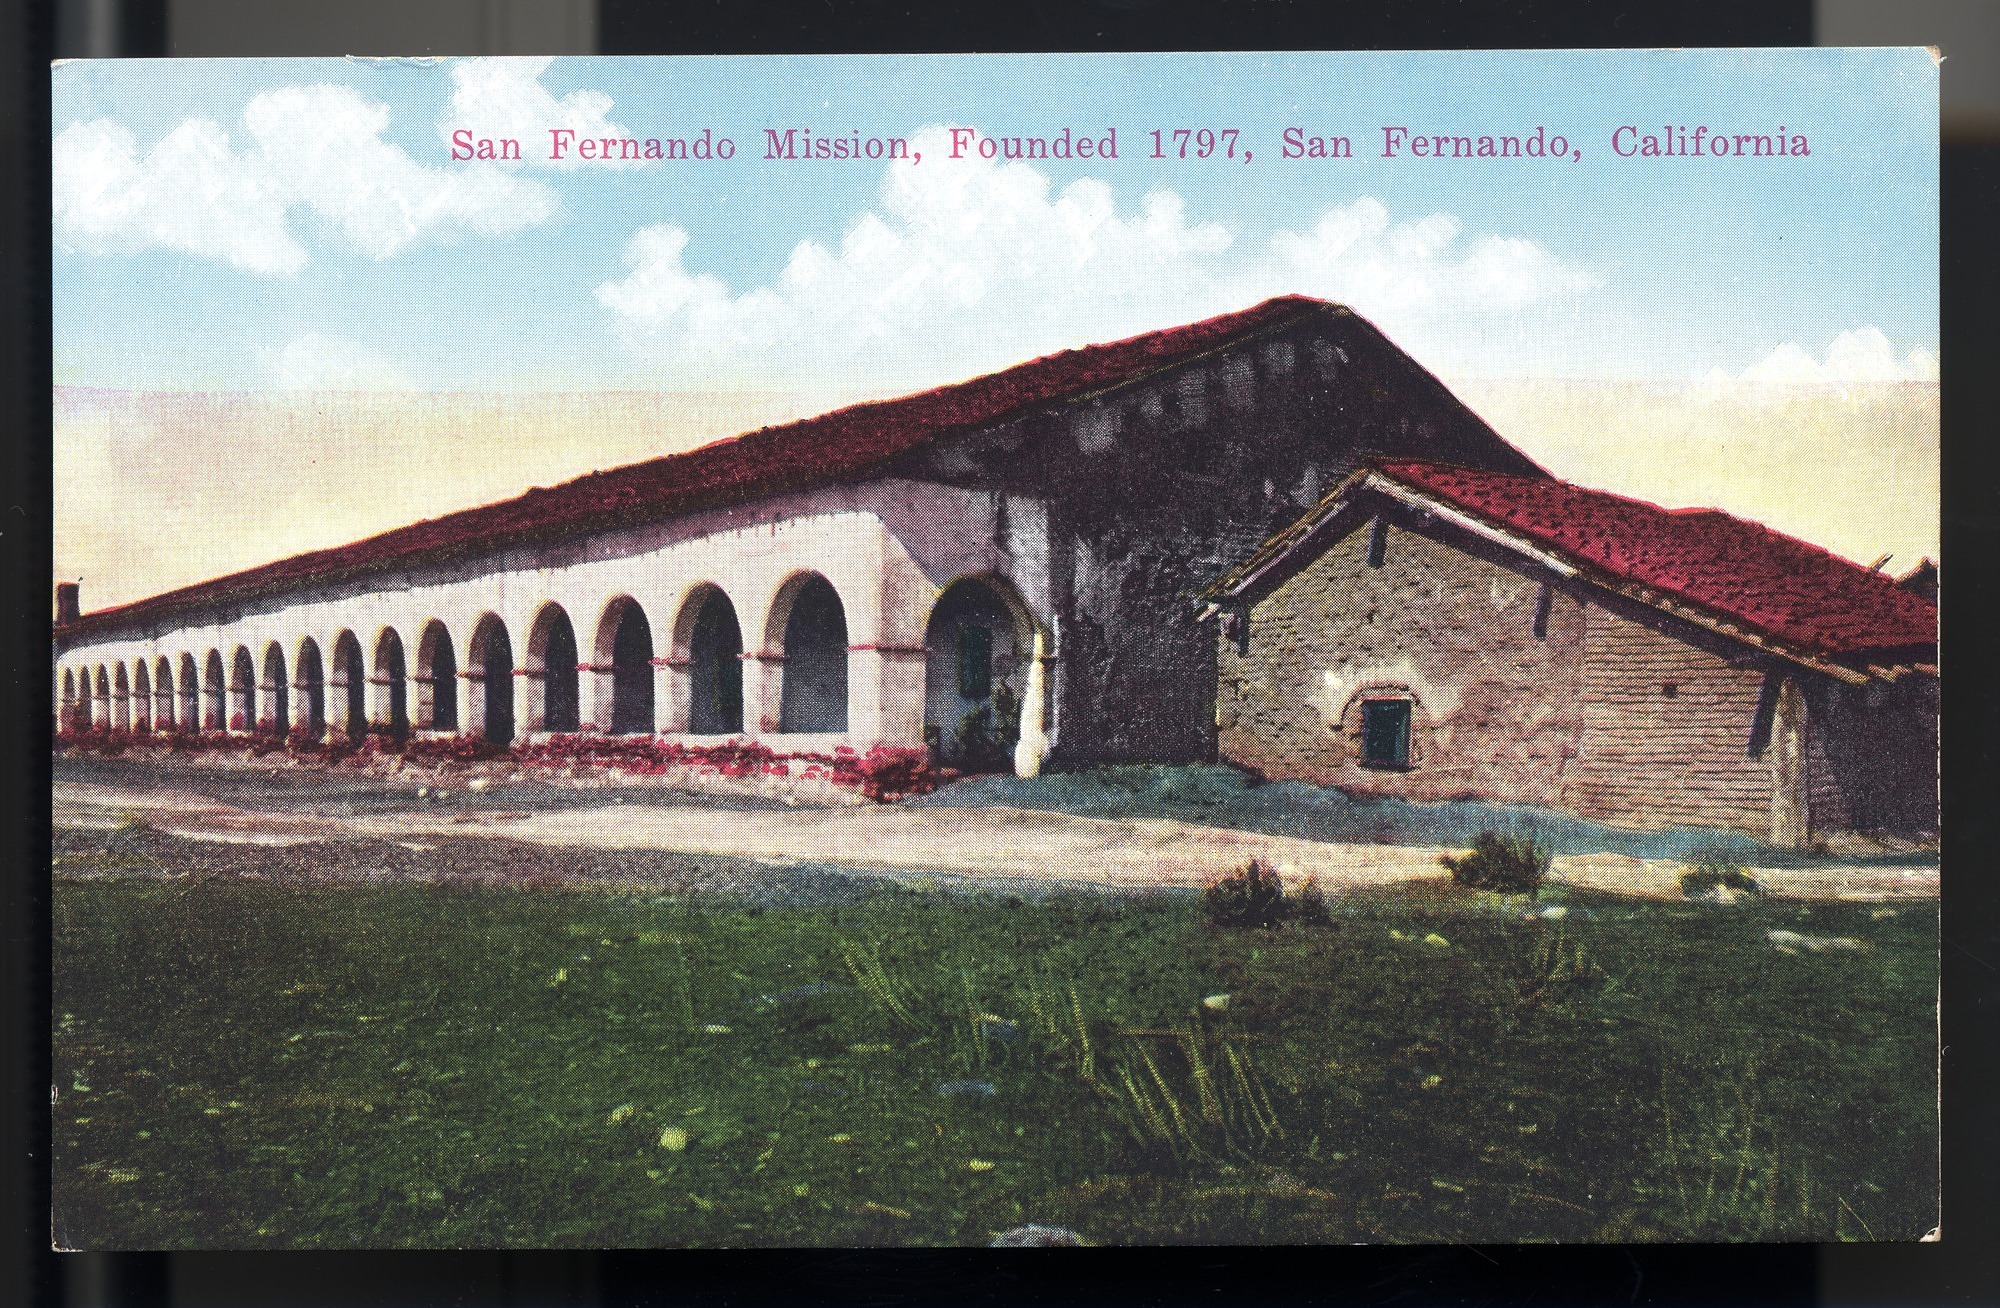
[1287,875,1333,928]
[1202,859,1288,929]
[1440,830,1548,897]
[1680,858,1761,899]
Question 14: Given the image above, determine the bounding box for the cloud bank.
[1712,327,1938,389]
[440,57,638,170]
[596,124,1598,390]
[53,84,558,276]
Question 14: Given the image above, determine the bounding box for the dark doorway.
[609,602,655,734]
[333,635,365,740]
[423,625,459,732]
[779,576,848,733]
[377,631,409,742]
[262,644,288,736]
[296,641,325,741]
[688,590,743,735]
[542,610,581,734]
[923,577,1026,771]
[479,620,515,745]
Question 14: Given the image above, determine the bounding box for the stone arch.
[526,603,581,735]
[294,638,326,742]
[154,656,176,732]
[131,660,151,733]
[229,647,256,733]
[261,641,289,736]
[113,663,132,732]
[93,665,110,729]
[415,620,459,733]
[924,574,1041,772]
[330,631,366,741]
[372,628,409,741]
[592,596,656,736]
[767,571,849,734]
[672,585,742,735]
[468,612,516,745]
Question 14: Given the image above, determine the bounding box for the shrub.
[1202,859,1288,929]
[1440,830,1549,897]
[1680,858,1761,899]
[1287,874,1334,928]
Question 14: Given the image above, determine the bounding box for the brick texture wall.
[1556,603,1780,838]
[1217,512,1589,805]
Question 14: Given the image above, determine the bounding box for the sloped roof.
[1205,459,1937,678]
[63,295,1344,637]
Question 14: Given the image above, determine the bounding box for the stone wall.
[1217,510,1589,804]
[1803,674,1939,838]
[1556,603,1782,838]
[894,312,1542,767]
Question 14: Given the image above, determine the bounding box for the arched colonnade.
[55,571,1056,775]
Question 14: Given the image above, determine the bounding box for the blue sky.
[54,49,1938,393]
[52,51,1940,603]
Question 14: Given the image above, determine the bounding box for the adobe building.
[1199,460,1939,846]
[53,296,1541,776]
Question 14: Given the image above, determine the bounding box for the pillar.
[741,652,782,736]
[1013,627,1052,778]
[846,646,927,750]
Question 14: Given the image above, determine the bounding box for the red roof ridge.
[1207,455,1935,678]
[62,295,1342,636]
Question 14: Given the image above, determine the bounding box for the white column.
[1013,627,1051,777]
[740,653,782,736]
[848,646,928,750]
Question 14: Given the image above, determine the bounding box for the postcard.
[51,50,1939,1248]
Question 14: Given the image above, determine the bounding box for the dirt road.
[52,770,1938,903]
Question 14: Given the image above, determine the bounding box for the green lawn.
[52,862,1936,1247]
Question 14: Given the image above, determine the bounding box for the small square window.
[1360,698,1412,769]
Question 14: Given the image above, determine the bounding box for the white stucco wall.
[54,478,1057,761]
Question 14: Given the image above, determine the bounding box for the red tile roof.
[63,295,1337,636]
[1208,459,1937,671]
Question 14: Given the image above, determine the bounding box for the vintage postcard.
[51,50,1939,1247]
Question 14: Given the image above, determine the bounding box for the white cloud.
[441,57,635,170]
[257,334,414,391]
[596,124,1595,389]
[1714,327,1939,389]
[53,85,558,277]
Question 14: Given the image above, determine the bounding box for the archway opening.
[331,633,366,740]
[472,616,515,745]
[530,606,580,734]
[178,654,198,733]
[598,599,655,735]
[94,666,110,729]
[417,622,458,733]
[62,669,77,732]
[684,589,742,734]
[132,662,151,732]
[204,651,225,732]
[229,648,256,733]
[295,639,325,742]
[113,663,132,732]
[154,657,175,732]
[924,577,1033,772]
[776,575,849,734]
[261,642,289,736]
[374,630,409,742]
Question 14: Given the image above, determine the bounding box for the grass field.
[52,852,1936,1247]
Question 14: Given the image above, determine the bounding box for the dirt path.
[53,776,1937,902]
